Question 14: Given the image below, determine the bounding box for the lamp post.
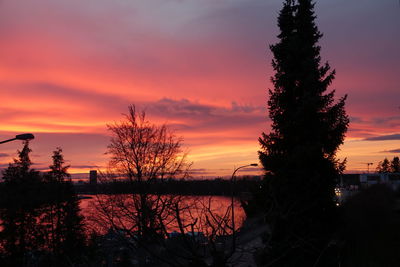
[0,133,35,144]
[230,163,258,253]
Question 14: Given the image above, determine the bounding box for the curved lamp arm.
[0,133,35,144]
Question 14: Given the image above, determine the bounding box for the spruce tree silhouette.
[258,0,349,265]
[0,144,85,266]
[391,156,400,173]
[376,158,391,173]
[42,148,85,264]
[0,141,42,264]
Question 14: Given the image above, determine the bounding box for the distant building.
[340,173,400,191]
[360,173,400,190]
[89,170,97,186]
[338,173,400,203]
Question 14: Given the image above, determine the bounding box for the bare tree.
[106,105,189,237]
[88,105,195,265]
[107,105,189,183]
[87,105,253,266]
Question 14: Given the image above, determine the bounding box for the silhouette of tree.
[0,141,42,263]
[89,106,248,266]
[41,148,85,263]
[47,147,70,182]
[258,0,349,265]
[391,157,400,173]
[90,105,194,265]
[376,158,391,173]
[0,144,85,266]
[375,157,400,173]
[105,105,190,238]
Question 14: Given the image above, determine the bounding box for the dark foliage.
[41,148,86,264]
[376,156,400,173]
[258,0,349,265]
[0,143,86,266]
[0,141,43,264]
[376,158,391,173]
[392,156,400,173]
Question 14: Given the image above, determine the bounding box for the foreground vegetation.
[0,143,85,266]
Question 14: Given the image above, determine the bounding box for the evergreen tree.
[258,0,349,265]
[0,145,85,265]
[48,147,70,182]
[376,158,391,173]
[390,156,400,173]
[42,148,86,263]
[0,141,43,263]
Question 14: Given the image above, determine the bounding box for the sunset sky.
[1,0,399,178]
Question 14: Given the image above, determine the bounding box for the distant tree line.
[75,176,262,196]
[0,142,85,266]
[376,156,400,173]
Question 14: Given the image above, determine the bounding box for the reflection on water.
[79,195,246,236]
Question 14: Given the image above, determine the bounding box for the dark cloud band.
[364,134,400,141]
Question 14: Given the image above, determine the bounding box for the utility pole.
[365,163,373,173]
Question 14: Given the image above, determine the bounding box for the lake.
[79,194,246,236]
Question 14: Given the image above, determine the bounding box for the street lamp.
[230,163,258,253]
[0,133,35,144]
